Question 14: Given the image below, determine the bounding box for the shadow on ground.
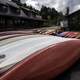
[51,59,80,80]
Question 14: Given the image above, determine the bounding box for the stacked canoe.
[57,31,80,39]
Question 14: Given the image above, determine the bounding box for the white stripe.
[0,35,46,46]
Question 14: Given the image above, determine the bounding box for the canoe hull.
[0,40,80,80]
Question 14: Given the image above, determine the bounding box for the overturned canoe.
[0,34,80,80]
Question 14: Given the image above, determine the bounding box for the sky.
[21,0,80,13]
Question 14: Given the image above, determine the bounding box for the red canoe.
[0,34,80,80]
[65,32,79,38]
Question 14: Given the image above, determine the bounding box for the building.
[68,10,80,31]
[0,0,44,31]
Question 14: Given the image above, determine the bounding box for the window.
[9,6,20,15]
[0,4,8,13]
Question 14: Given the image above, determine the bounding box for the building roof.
[20,6,37,14]
[7,1,19,8]
[0,0,19,8]
[69,9,80,16]
[0,0,7,5]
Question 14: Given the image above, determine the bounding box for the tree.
[40,6,49,19]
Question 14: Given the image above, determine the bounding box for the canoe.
[0,34,80,80]
[64,32,79,38]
